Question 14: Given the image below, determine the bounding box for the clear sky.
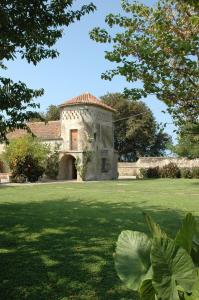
[4,0,176,141]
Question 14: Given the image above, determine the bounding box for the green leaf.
[151,237,196,300]
[140,279,156,300]
[185,270,199,300]
[144,213,167,238]
[115,230,151,291]
[175,213,196,254]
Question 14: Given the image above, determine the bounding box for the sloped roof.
[7,121,61,140]
[59,92,116,112]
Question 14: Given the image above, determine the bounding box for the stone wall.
[118,157,199,177]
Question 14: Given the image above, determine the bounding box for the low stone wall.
[118,162,139,177]
[118,157,199,177]
[0,173,12,183]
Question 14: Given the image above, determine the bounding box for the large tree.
[172,123,199,158]
[101,93,171,161]
[0,0,95,142]
[91,0,199,127]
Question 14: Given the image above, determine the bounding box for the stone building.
[1,92,118,181]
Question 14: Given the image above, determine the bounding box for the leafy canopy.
[172,123,199,159]
[90,0,199,127]
[101,93,171,161]
[0,0,96,142]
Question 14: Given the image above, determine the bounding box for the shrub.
[192,167,199,179]
[160,162,181,178]
[114,213,199,300]
[181,168,193,179]
[140,167,160,178]
[5,135,49,182]
[45,144,60,179]
[139,168,147,178]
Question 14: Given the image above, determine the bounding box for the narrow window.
[101,158,108,173]
[70,129,78,150]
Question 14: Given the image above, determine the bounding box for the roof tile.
[7,121,61,140]
[60,92,116,112]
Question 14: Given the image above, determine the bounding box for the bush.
[160,162,181,178]
[192,167,199,179]
[140,167,160,178]
[45,144,60,179]
[181,168,193,179]
[5,135,49,182]
[12,174,27,183]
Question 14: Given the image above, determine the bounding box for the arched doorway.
[59,154,77,180]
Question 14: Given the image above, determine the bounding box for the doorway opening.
[59,154,77,180]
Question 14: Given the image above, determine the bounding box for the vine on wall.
[75,148,93,180]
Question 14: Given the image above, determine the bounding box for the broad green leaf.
[115,230,151,291]
[151,237,196,300]
[144,213,167,238]
[175,213,196,254]
[140,279,156,300]
[185,270,199,300]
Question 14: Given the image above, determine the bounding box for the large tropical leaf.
[185,269,199,300]
[175,213,196,254]
[140,279,156,300]
[151,237,196,300]
[144,213,167,238]
[115,230,152,291]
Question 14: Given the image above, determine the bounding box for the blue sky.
[4,0,176,141]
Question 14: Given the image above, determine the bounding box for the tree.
[101,93,171,161]
[45,105,60,121]
[90,0,199,127]
[0,0,96,142]
[172,123,199,158]
[4,135,49,182]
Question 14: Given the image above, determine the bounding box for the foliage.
[11,155,44,183]
[90,0,199,126]
[101,93,171,161]
[75,149,93,180]
[140,167,160,178]
[45,144,60,179]
[181,168,193,179]
[0,1,96,142]
[115,213,199,300]
[180,168,199,179]
[4,135,49,182]
[160,162,181,178]
[45,105,60,121]
[192,167,199,179]
[172,123,199,159]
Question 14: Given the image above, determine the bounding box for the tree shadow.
[0,197,187,300]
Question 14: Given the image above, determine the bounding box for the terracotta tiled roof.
[60,92,116,112]
[7,121,61,140]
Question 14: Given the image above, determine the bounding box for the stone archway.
[59,154,77,180]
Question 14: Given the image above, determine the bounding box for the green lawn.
[0,179,199,300]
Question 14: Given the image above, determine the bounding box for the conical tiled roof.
[59,92,116,112]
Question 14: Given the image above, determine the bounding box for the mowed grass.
[0,179,199,300]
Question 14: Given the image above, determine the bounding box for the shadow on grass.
[0,197,185,300]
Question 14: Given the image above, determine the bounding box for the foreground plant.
[114,213,199,300]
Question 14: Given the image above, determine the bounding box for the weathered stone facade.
[58,95,118,181]
[0,92,118,181]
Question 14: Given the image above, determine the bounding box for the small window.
[101,158,108,173]
[94,132,97,141]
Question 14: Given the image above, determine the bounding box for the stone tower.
[58,92,118,181]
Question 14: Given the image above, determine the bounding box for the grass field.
[0,179,199,300]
